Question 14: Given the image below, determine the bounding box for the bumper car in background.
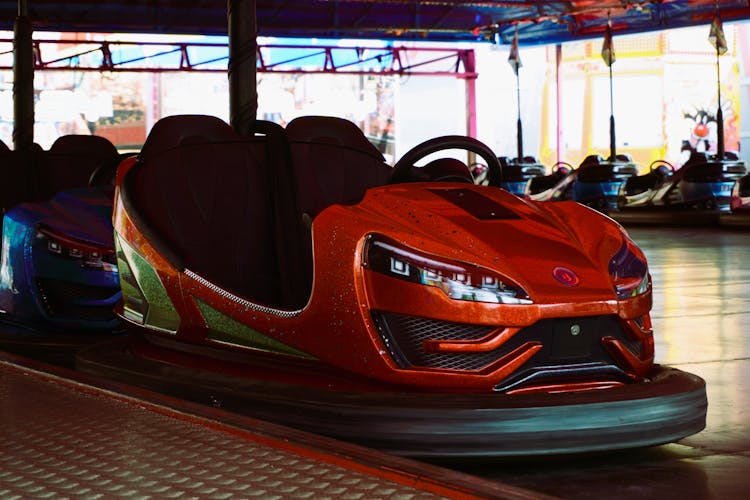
[616,159,676,208]
[0,151,126,335]
[0,185,121,333]
[471,156,546,195]
[526,154,639,213]
[615,151,747,225]
[720,171,750,226]
[525,161,574,199]
[496,156,547,195]
[77,114,707,458]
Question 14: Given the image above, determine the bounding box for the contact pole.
[715,41,725,159]
[609,61,616,160]
[13,0,34,152]
[228,0,257,135]
[556,44,563,164]
[516,69,523,160]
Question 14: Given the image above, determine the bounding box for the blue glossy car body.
[0,186,121,332]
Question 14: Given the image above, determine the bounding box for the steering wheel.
[552,161,574,175]
[390,135,502,186]
[649,159,675,173]
[88,153,137,187]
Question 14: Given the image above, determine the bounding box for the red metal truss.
[0,38,476,79]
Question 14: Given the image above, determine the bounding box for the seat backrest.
[124,115,283,306]
[0,141,26,214]
[284,116,392,304]
[0,141,30,215]
[614,154,633,163]
[38,135,120,199]
[579,154,604,168]
[286,115,392,220]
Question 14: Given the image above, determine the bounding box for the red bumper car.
[92,114,706,457]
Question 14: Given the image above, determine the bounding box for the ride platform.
[718,210,750,227]
[0,350,536,500]
[611,209,750,228]
[73,331,706,459]
[0,318,118,367]
[2,226,749,499]
[610,209,721,227]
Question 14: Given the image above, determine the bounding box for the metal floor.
[0,226,748,499]
[0,354,535,500]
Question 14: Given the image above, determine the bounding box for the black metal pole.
[228,0,257,135]
[715,45,725,159]
[13,0,34,151]
[556,44,562,164]
[516,69,523,160]
[609,62,616,160]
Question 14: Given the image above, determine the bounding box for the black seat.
[738,174,750,198]
[122,115,390,310]
[0,141,44,216]
[39,135,120,199]
[0,140,27,213]
[285,116,392,303]
[580,154,604,168]
[286,115,392,220]
[527,169,567,194]
[612,154,633,163]
[501,157,547,181]
[123,115,287,307]
[577,154,638,182]
[623,172,661,196]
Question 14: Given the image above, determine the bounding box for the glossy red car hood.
[342,183,627,303]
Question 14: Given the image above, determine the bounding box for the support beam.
[463,50,477,139]
[555,43,563,164]
[463,49,477,166]
[228,0,257,135]
[13,0,34,151]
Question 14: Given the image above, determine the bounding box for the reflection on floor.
[453,226,750,500]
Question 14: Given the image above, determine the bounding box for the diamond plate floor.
[0,356,538,500]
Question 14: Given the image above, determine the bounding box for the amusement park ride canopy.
[0,1,750,45]
[4,1,750,150]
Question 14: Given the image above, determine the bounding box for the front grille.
[36,278,119,321]
[373,313,497,370]
[373,312,644,383]
[624,318,645,357]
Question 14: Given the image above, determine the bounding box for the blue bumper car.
[497,156,547,195]
[0,184,121,333]
[528,154,639,213]
[615,151,747,225]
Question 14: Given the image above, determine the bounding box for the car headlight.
[363,235,532,304]
[36,225,117,272]
[609,239,650,299]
